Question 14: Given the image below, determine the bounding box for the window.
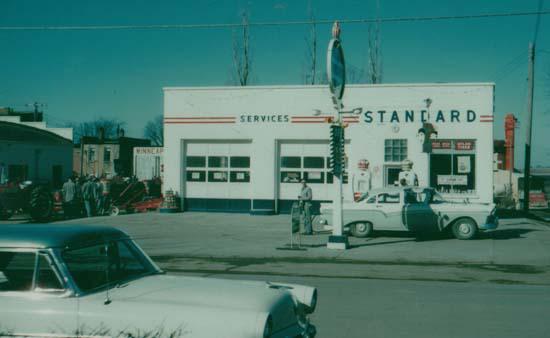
[281,156,301,168]
[230,157,250,168]
[186,154,250,184]
[187,156,206,167]
[62,240,156,293]
[230,171,250,182]
[104,147,111,162]
[384,139,408,162]
[281,171,301,183]
[384,165,402,187]
[366,195,377,204]
[8,164,28,182]
[208,156,228,168]
[208,171,228,182]
[187,170,206,182]
[88,148,96,162]
[303,157,324,169]
[304,171,324,184]
[430,141,476,194]
[36,254,63,291]
[0,251,35,291]
[377,192,400,204]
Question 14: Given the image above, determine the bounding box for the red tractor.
[0,181,59,222]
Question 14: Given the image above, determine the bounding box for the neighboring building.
[163,84,495,214]
[77,129,151,178]
[133,147,163,181]
[0,119,73,188]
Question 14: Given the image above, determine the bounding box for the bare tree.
[143,115,164,146]
[68,118,126,143]
[304,0,317,85]
[367,0,383,84]
[232,10,252,86]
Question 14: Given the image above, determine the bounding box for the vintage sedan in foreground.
[320,187,498,240]
[0,224,317,337]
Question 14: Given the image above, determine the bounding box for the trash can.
[291,201,302,234]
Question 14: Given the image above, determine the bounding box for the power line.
[533,0,545,43]
[1,10,550,31]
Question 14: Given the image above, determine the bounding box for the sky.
[1,0,549,168]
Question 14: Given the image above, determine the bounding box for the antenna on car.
[104,243,112,305]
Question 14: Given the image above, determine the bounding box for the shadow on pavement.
[480,228,538,240]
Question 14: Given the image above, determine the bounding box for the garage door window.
[230,156,250,168]
[187,156,206,167]
[281,156,301,168]
[208,156,229,168]
[280,155,346,184]
[187,170,206,182]
[187,155,250,184]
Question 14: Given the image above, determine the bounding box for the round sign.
[327,38,346,100]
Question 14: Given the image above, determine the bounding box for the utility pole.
[523,42,535,212]
[27,101,46,122]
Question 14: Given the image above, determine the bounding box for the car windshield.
[62,239,159,293]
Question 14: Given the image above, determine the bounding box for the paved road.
[178,272,550,338]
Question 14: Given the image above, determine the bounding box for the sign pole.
[326,22,349,250]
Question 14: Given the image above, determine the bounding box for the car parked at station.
[0,224,317,338]
[319,187,498,240]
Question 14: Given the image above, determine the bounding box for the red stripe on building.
[165,117,235,120]
[164,121,235,124]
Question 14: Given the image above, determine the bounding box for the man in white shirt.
[398,159,419,187]
[352,159,372,201]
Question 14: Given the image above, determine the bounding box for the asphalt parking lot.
[19,211,544,285]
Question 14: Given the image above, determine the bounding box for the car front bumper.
[479,216,498,230]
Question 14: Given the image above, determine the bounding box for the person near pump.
[398,159,419,187]
[351,158,372,201]
[298,179,313,235]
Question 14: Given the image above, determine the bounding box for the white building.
[133,147,164,181]
[163,83,494,214]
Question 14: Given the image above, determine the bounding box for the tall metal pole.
[523,42,535,212]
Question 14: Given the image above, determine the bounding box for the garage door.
[184,141,251,211]
[278,141,349,212]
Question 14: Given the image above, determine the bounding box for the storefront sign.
[457,156,471,173]
[437,175,468,186]
[431,140,452,150]
[363,109,478,124]
[239,114,290,123]
[455,140,475,151]
[135,147,163,154]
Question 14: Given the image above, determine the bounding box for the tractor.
[0,181,58,222]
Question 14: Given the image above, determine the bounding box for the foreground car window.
[62,240,156,292]
[0,252,35,291]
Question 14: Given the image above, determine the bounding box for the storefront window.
[384,139,407,162]
[430,140,476,194]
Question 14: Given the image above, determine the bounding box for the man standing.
[398,159,419,187]
[299,179,313,235]
[62,176,77,219]
[81,176,97,217]
[351,159,372,201]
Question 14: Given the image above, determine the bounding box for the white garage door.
[184,141,251,200]
[278,141,349,202]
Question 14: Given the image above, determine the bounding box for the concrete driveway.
[42,212,550,285]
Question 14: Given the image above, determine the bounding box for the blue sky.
[1,0,549,167]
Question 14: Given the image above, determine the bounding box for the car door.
[373,192,404,230]
[403,189,439,233]
[0,249,77,336]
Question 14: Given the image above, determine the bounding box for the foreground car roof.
[0,224,129,249]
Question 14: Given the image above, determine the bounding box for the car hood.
[107,273,292,312]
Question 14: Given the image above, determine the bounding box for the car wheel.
[452,218,478,240]
[350,221,373,238]
[29,186,53,222]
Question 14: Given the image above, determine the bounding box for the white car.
[320,187,498,240]
[0,224,317,337]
